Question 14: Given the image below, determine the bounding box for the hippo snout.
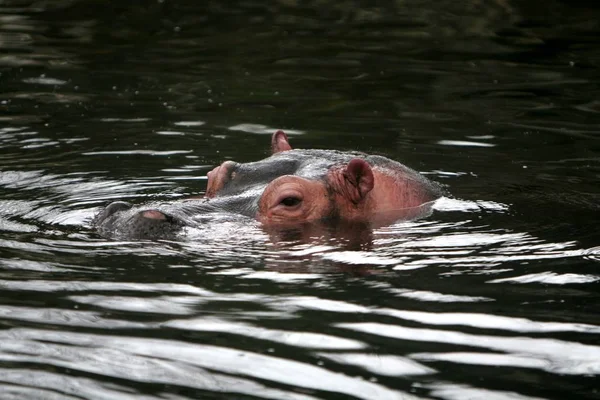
[95,201,183,239]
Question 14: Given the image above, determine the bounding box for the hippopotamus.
[94,131,443,239]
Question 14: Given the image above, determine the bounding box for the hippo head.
[94,131,443,239]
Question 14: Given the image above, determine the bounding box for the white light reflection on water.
[22,76,67,85]
[0,369,170,400]
[173,120,205,126]
[0,329,423,400]
[376,309,600,334]
[426,383,547,400]
[433,197,509,212]
[437,140,495,147]
[46,207,95,226]
[337,322,600,375]
[1,259,78,273]
[0,337,319,400]
[488,272,600,284]
[0,171,172,203]
[315,353,436,376]
[82,150,193,156]
[0,280,213,295]
[99,118,151,122]
[228,123,305,135]
[155,130,186,136]
[0,216,38,233]
[2,275,598,388]
[390,290,492,303]
[238,270,323,282]
[0,305,147,329]
[249,209,586,279]
[3,278,598,336]
[166,317,366,350]
[321,251,401,265]
[68,295,201,315]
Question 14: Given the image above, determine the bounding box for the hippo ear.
[271,130,293,153]
[342,159,374,204]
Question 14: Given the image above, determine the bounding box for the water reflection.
[0,0,599,399]
[1,328,421,400]
[339,323,600,375]
[426,384,547,400]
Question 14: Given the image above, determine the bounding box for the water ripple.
[166,317,366,350]
[316,353,436,376]
[426,383,547,400]
[488,272,600,285]
[338,323,600,375]
[0,329,423,400]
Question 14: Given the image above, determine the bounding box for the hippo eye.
[280,197,301,207]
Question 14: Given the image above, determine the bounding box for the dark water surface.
[1,1,599,399]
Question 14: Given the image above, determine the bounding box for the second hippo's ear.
[271,130,293,153]
[342,159,374,204]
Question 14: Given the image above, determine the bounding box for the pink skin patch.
[206,160,237,198]
[271,130,292,153]
[140,210,167,220]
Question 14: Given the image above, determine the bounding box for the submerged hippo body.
[95,131,443,239]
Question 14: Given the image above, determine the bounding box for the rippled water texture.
[0,1,599,399]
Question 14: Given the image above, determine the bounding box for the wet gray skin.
[94,194,259,240]
[94,149,444,239]
[217,149,438,196]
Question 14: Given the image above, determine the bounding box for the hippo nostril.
[140,210,167,220]
[138,210,180,225]
[101,201,132,218]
